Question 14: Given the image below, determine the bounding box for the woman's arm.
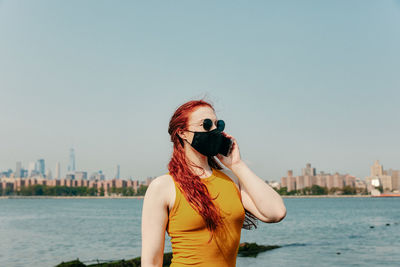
[231,161,286,223]
[222,167,285,223]
[141,175,169,267]
[217,133,286,223]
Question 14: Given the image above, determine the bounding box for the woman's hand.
[216,132,243,170]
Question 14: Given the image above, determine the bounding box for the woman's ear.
[177,130,186,141]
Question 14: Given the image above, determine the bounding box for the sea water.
[0,197,399,267]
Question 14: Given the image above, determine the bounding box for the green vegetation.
[342,185,357,195]
[99,187,105,196]
[109,187,136,196]
[0,184,14,196]
[136,185,148,195]
[0,184,148,197]
[55,242,279,266]
[16,185,98,196]
[274,185,366,196]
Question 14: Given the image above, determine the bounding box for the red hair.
[167,99,257,243]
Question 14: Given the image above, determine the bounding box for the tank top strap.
[166,172,182,219]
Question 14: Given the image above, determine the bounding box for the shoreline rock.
[55,242,280,266]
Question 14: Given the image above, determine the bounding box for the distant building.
[281,163,362,192]
[0,169,13,178]
[1,176,142,196]
[65,173,75,180]
[302,163,316,176]
[75,171,87,180]
[365,160,400,193]
[55,162,61,179]
[115,165,120,179]
[21,169,28,178]
[15,161,22,178]
[384,169,400,191]
[28,162,36,177]
[370,160,383,176]
[45,169,52,180]
[267,180,280,189]
[146,177,155,186]
[37,159,45,177]
[68,148,76,173]
[89,171,105,181]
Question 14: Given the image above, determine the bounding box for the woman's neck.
[183,144,212,178]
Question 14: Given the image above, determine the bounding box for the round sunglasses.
[201,118,225,132]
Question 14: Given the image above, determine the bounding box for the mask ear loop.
[183,138,192,146]
[181,128,196,146]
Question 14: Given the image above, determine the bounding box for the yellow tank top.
[166,168,245,267]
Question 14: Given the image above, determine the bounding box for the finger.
[230,138,237,145]
[222,132,234,139]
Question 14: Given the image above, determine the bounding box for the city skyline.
[1,149,397,182]
[0,147,128,180]
[1,1,399,180]
[3,160,398,196]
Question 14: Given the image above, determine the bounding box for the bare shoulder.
[145,174,175,211]
[149,174,174,188]
[218,168,240,190]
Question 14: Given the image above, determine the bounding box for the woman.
[141,99,286,267]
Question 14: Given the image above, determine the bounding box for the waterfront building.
[365,160,400,193]
[280,163,363,192]
[0,175,143,197]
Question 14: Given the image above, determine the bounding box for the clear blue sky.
[1,0,399,181]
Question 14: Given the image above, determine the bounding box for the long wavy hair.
[167,99,258,243]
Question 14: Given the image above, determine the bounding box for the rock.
[55,259,86,267]
[237,242,281,257]
[56,243,280,266]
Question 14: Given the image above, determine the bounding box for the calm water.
[0,197,399,267]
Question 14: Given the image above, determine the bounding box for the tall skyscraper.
[370,160,383,176]
[46,169,52,179]
[68,148,76,173]
[36,159,45,176]
[55,162,61,179]
[28,162,36,177]
[15,161,22,178]
[115,164,120,179]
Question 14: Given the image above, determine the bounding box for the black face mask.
[187,128,224,156]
